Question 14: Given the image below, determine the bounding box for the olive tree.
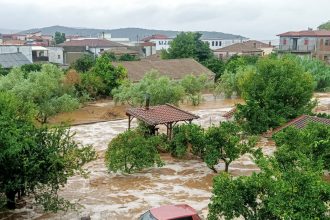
[0,64,80,123]
[112,70,185,106]
[180,74,209,106]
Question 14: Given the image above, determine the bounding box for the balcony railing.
[32,56,49,62]
[278,45,316,52]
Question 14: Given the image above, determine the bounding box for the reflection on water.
[1,93,329,220]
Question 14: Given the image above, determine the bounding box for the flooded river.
[1,93,329,220]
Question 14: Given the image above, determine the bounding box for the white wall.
[47,47,64,64]
[149,39,172,51]
[0,46,32,62]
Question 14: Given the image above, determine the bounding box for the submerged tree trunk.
[210,166,218,173]
[5,190,16,209]
[224,162,230,173]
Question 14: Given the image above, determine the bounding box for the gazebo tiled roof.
[126,104,199,126]
[270,115,330,135]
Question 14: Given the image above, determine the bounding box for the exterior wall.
[149,39,172,50]
[143,45,156,57]
[260,47,274,55]
[88,46,127,55]
[47,47,64,64]
[316,37,330,64]
[64,52,86,65]
[279,36,317,52]
[202,39,223,50]
[0,46,33,62]
[214,51,262,59]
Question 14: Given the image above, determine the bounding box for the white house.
[141,35,173,51]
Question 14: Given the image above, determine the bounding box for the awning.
[31,46,48,51]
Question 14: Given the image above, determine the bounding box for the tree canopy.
[0,64,80,123]
[105,129,164,174]
[161,32,212,62]
[208,122,330,220]
[235,56,315,134]
[0,92,96,210]
[318,21,330,30]
[54,32,66,45]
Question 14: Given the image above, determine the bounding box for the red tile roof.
[126,104,199,126]
[244,40,274,48]
[272,115,330,134]
[141,34,170,42]
[214,43,263,53]
[277,30,330,37]
[138,42,156,47]
[58,39,125,47]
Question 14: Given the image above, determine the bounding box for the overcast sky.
[0,0,329,39]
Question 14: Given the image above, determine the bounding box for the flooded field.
[1,93,329,220]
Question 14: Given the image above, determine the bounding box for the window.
[58,55,61,59]
[219,41,222,46]
[100,48,104,52]
[212,41,215,46]
[283,38,287,45]
[304,39,309,45]
[325,39,330,46]
[215,41,218,46]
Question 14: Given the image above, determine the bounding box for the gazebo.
[126,104,200,139]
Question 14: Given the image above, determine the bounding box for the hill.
[18,25,247,41]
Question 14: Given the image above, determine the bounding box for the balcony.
[32,56,49,62]
[277,45,316,53]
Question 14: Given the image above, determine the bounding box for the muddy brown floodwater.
[1,93,330,220]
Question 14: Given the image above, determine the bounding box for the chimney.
[145,93,150,110]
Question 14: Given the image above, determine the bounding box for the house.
[58,39,127,65]
[141,34,173,51]
[201,37,244,50]
[137,42,157,57]
[112,58,215,82]
[277,29,330,63]
[243,40,274,55]
[0,53,31,68]
[0,45,63,65]
[213,42,263,59]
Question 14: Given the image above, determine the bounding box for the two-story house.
[277,29,330,63]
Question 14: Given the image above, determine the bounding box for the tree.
[105,130,164,174]
[170,124,205,158]
[180,74,209,106]
[0,92,96,210]
[161,32,212,62]
[208,134,330,220]
[235,56,315,134]
[201,57,225,82]
[20,63,42,74]
[204,122,256,173]
[0,65,10,76]
[112,70,185,106]
[273,123,330,170]
[318,20,330,30]
[0,64,80,123]
[89,54,127,96]
[119,54,140,61]
[72,54,95,73]
[54,32,66,44]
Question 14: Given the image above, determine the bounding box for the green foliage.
[119,53,140,61]
[0,64,80,123]
[161,32,212,62]
[201,57,225,81]
[89,54,127,96]
[112,70,185,106]
[72,54,95,73]
[235,56,315,134]
[273,123,330,170]
[180,74,209,105]
[204,122,256,172]
[79,72,106,99]
[208,128,330,220]
[170,124,205,158]
[0,92,96,210]
[105,130,164,174]
[0,65,10,76]
[285,54,330,91]
[54,32,66,44]
[20,63,42,74]
[318,21,330,30]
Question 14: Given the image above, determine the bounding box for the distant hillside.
[19,25,247,41]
